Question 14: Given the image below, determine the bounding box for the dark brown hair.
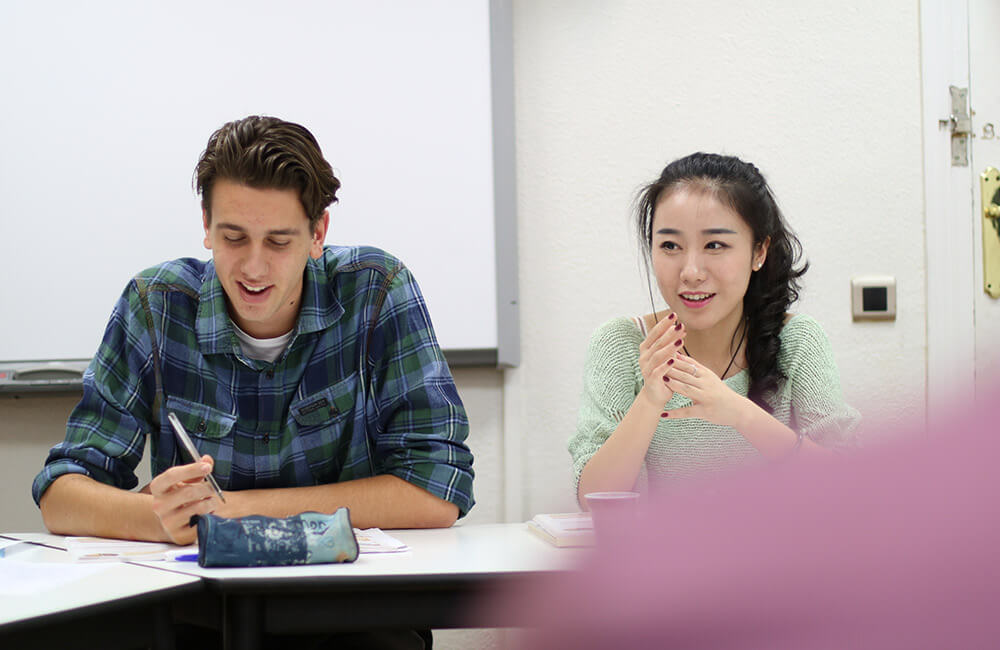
[195,116,340,228]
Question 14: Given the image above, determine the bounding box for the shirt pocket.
[164,395,237,464]
[289,372,364,483]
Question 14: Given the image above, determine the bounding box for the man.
[33,116,475,546]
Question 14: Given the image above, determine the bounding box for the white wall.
[504,0,926,518]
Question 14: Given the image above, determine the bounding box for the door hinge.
[939,85,972,166]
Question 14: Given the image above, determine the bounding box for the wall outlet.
[851,276,896,321]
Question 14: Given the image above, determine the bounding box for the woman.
[570,153,859,504]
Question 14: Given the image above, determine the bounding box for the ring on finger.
[691,364,698,378]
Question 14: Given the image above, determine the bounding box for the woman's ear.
[754,237,771,270]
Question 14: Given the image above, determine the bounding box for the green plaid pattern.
[33,246,475,516]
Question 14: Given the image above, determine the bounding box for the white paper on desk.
[0,561,109,596]
[0,539,32,558]
[65,537,194,562]
[353,528,409,553]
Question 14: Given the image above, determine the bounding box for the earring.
[753,263,761,271]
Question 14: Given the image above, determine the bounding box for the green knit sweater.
[569,314,861,491]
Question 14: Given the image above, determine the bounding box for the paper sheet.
[65,537,195,562]
[353,528,410,553]
[0,539,32,558]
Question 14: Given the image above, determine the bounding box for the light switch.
[851,276,896,321]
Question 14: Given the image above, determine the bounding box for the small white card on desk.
[353,528,409,554]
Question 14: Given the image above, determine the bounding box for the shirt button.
[265,370,274,379]
[197,420,207,433]
[263,434,270,444]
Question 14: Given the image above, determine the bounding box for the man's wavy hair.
[195,116,340,229]
[636,152,808,410]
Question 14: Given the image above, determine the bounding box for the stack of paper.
[526,512,594,547]
[65,537,195,562]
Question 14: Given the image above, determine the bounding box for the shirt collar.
[196,253,345,355]
[296,253,345,336]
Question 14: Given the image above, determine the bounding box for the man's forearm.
[40,473,458,543]
[215,474,459,529]
[39,474,170,542]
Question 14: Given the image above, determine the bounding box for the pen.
[174,553,199,562]
[166,411,226,503]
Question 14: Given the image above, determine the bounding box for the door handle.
[981,167,1000,298]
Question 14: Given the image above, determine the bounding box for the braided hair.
[636,153,808,411]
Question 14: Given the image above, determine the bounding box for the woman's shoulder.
[779,312,823,335]
[588,315,644,348]
[779,312,828,335]
[583,315,646,370]
[777,313,835,363]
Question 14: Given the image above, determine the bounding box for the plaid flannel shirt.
[33,246,475,516]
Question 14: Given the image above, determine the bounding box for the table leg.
[151,603,176,650]
[222,595,263,650]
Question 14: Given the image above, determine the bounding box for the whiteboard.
[0,0,516,364]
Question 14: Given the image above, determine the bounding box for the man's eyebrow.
[655,227,739,235]
[216,223,300,236]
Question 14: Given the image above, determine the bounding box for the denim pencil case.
[195,508,359,568]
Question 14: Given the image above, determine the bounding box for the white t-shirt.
[232,323,293,363]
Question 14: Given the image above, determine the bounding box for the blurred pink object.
[584,491,640,546]
[502,392,1000,649]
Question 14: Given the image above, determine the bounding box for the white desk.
[2,524,585,650]
[0,534,202,649]
[138,523,584,649]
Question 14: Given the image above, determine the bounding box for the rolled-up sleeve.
[32,283,156,505]
[368,264,475,517]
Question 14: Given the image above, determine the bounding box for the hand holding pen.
[167,412,226,503]
[148,412,227,545]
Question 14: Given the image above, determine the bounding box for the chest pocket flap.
[165,395,237,440]
[290,373,358,428]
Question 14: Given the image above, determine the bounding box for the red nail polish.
[668,313,676,320]
[674,323,682,330]
[667,359,674,365]
[674,340,683,346]
[664,377,670,382]
[661,412,669,418]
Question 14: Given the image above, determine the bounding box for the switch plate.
[851,276,896,321]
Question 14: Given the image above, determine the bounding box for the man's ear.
[310,210,330,259]
[203,210,212,250]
